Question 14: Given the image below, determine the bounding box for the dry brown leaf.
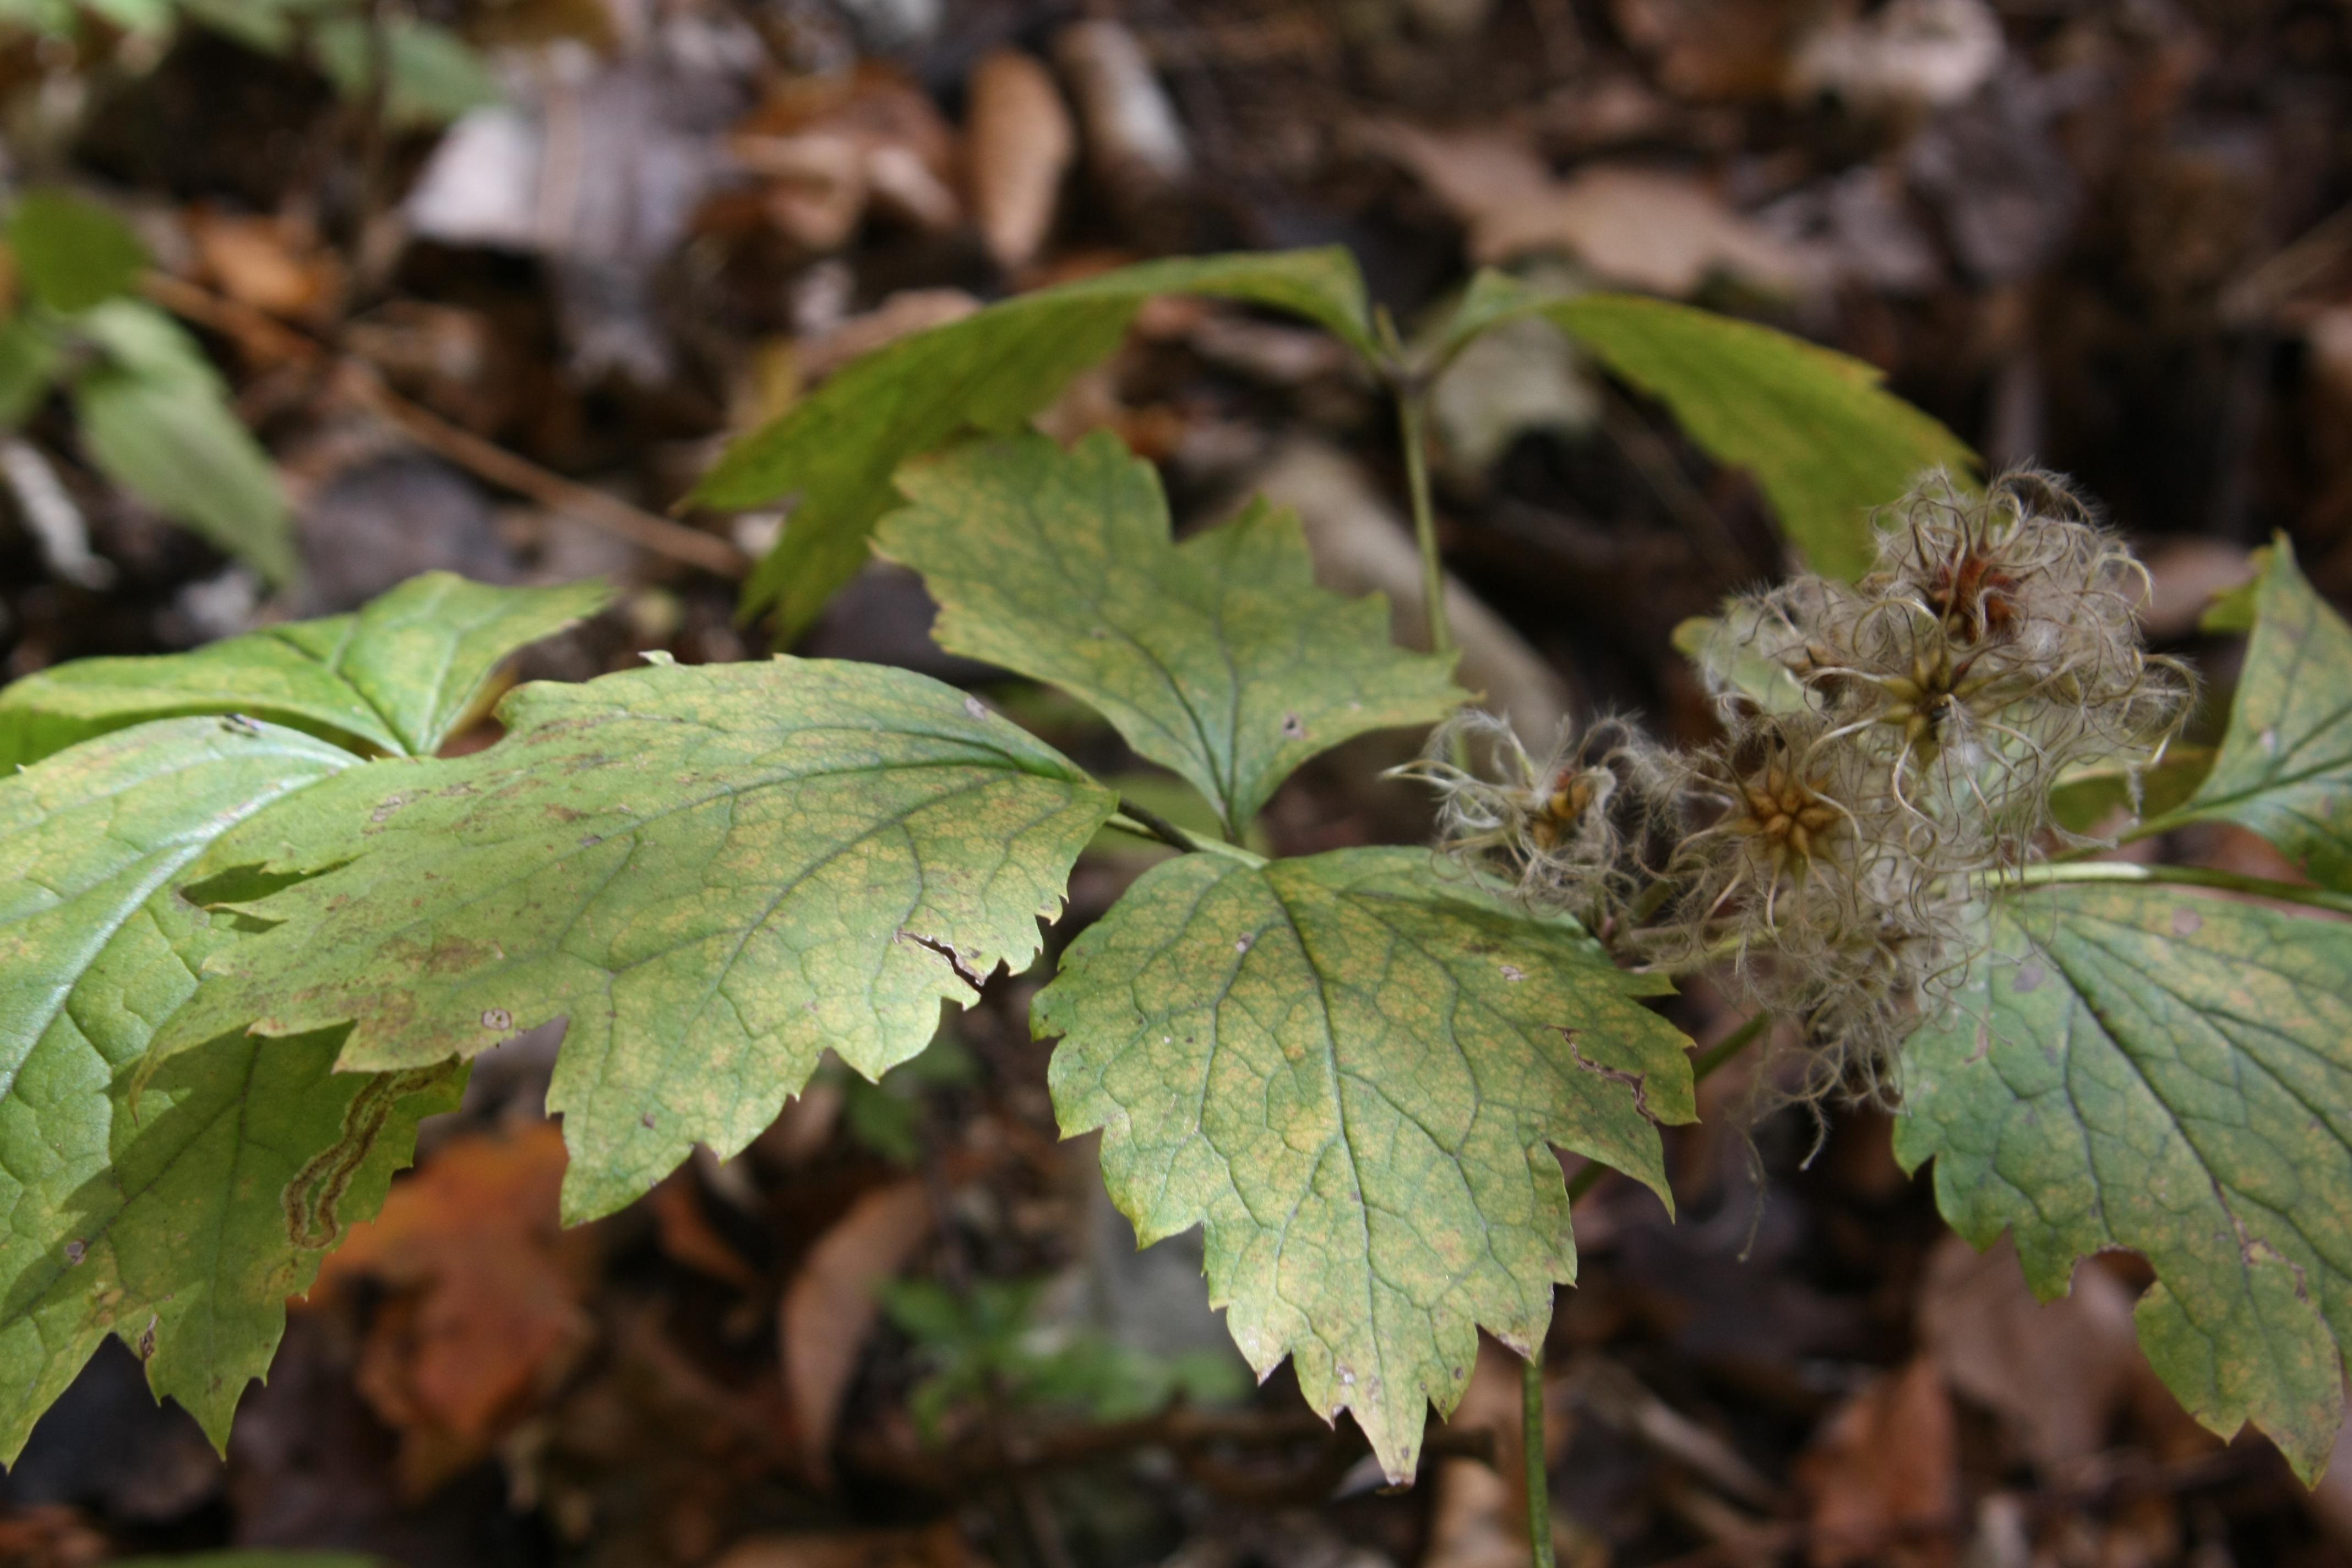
[734,67,963,250]
[1916,1234,2144,1474]
[0,1504,107,1568]
[966,50,1075,271]
[2138,537,2255,640]
[757,1079,848,1168]
[780,1180,935,1484]
[1796,1358,1958,1568]
[185,210,345,324]
[1611,0,1812,101]
[1055,20,1191,190]
[2305,1398,2352,1554]
[1790,0,2005,117]
[714,1522,968,1568]
[1364,122,1819,293]
[309,1121,596,1494]
[1248,438,1569,745]
[1423,1340,1549,1568]
[646,1172,761,1288]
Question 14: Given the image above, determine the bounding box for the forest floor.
[4,2,2352,1566]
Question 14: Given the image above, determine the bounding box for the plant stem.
[2004,859,2352,917]
[1106,804,1268,867]
[1395,385,1455,661]
[1522,1344,1557,1568]
[1564,1010,1770,1204]
[1113,798,1204,854]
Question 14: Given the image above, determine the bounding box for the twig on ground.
[140,272,750,579]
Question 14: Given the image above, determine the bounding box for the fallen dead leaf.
[309,1121,596,1495]
[714,1521,968,1568]
[184,210,345,325]
[1056,19,1191,192]
[1611,0,1813,101]
[966,49,1075,271]
[0,1504,106,1568]
[1249,438,1569,745]
[1917,1234,2144,1474]
[758,1079,848,1167]
[1363,121,1820,293]
[647,1171,761,1288]
[1423,1339,1568,1568]
[1796,1358,1958,1568]
[780,1180,935,1484]
[2304,1389,2352,1554]
[2138,537,2254,640]
[1789,0,2005,118]
[733,66,963,251]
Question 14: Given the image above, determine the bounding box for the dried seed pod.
[1396,710,1678,925]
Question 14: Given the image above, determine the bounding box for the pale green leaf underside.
[67,301,296,586]
[0,717,454,1463]
[1894,883,2352,1482]
[877,432,1460,839]
[1672,613,1809,715]
[2046,745,2214,837]
[0,571,609,771]
[1477,283,1972,581]
[692,247,1375,639]
[154,658,1118,1223]
[2176,539,2352,891]
[1037,847,1694,1483]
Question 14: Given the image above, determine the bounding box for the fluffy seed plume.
[1408,469,2192,1108]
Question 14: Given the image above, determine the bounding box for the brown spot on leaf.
[1281,713,1307,739]
[2012,962,2043,994]
[2171,907,2203,938]
[1564,1030,1658,1123]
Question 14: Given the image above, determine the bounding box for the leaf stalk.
[1523,1344,1557,1568]
[2001,858,2352,917]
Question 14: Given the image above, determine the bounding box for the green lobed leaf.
[0,716,458,1462]
[875,432,1460,839]
[2171,538,2352,890]
[1436,274,1972,579]
[153,657,1118,1222]
[1550,293,1974,579]
[6,189,148,314]
[66,300,296,585]
[311,14,502,128]
[1894,881,2352,1482]
[1037,846,1695,1482]
[692,247,1377,640]
[0,571,612,771]
[0,317,63,427]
